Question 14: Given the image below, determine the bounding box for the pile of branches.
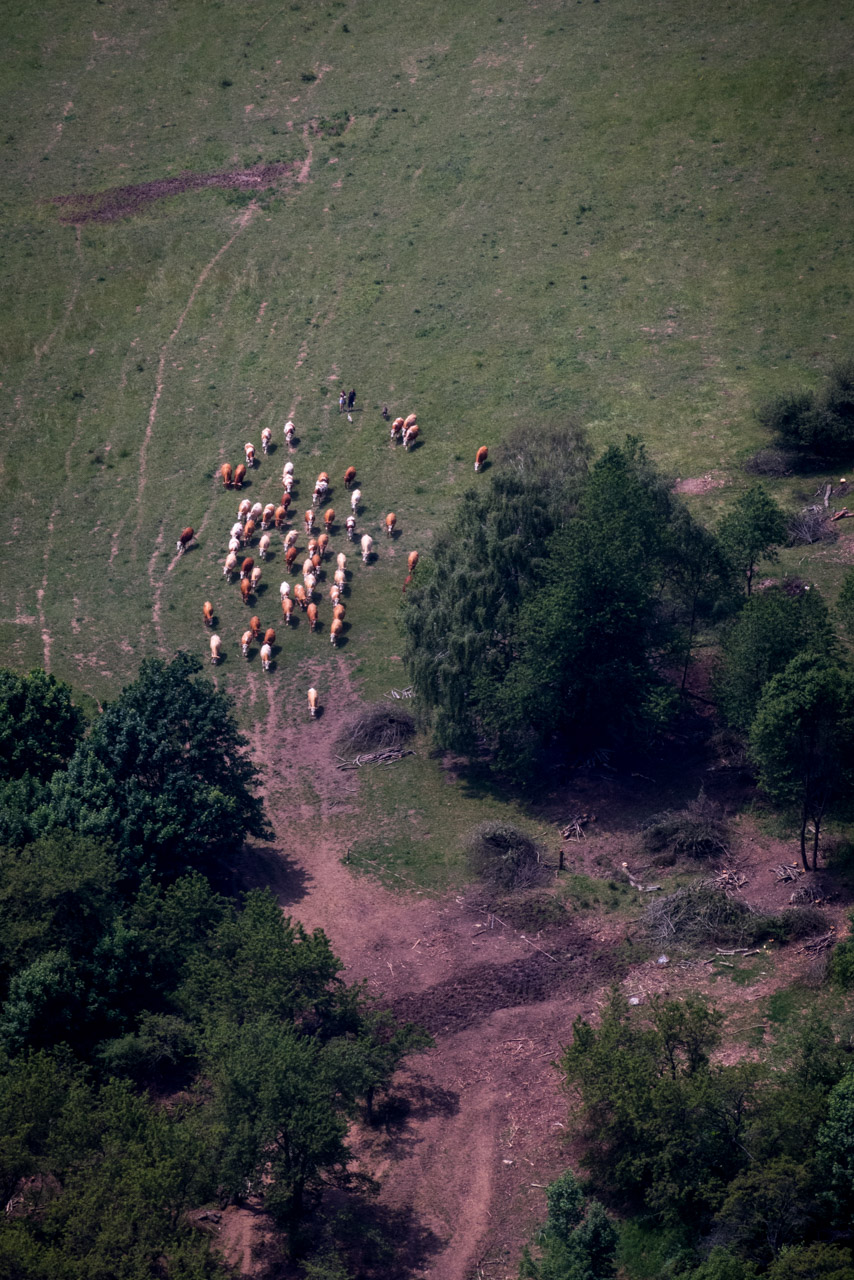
[465,822,549,891]
[336,703,416,755]
[640,790,730,862]
[787,505,836,546]
[646,883,829,949]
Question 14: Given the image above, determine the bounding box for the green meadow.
[2,0,853,715]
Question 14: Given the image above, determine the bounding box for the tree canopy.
[47,652,268,879]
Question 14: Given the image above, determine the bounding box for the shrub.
[646,886,828,951]
[335,703,416,755]
[641,790,730,861]
[465,822,547,890]
[828,924,854,990]
[758,363,854,460]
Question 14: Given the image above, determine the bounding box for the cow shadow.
[265,442,277,456]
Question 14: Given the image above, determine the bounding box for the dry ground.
[208,679,852,1280]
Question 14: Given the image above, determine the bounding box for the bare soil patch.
[53,162,298,223]
[674,471,727,495]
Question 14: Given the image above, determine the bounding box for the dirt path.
[228,665,621,1278]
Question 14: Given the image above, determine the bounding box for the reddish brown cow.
[234,464,247,489]
[317,532,329,558]
[240,579,251,605]
[203,601,214,627]
[285,545,298,571]
[281,596,294,625]
[307,602,318,631]
[294,583,307,610]
[344,466,356,489]
[240,556,254,580]
[324,508,335,531]
[274,505,287,530]
[263,627,276,648]
[249,615,261,640]
[176,527,194,554]
[475,445,489,472]
[221,463,233,488]
[385,512,397,537]
[408,550,419,572]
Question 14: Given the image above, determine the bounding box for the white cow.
[361,533,373,563]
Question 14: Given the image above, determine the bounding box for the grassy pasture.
[1,0,853,875]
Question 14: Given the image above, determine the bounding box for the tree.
[0,670,84,784]
[749,652,854,871]
[474,438,682,772]
[47,652,268,879]
[835,566,854,641]
[661,506,734,691]
[816,1068,854,1226]
[717,1157,816,1264]
[714,587,836,734]
[765,1242,854,1280]
[401,420,589,753]
[521,1170,618,1280]
[718,487,787,597]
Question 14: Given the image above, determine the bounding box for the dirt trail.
[234,664,619,1278]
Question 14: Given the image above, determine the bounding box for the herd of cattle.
[175,412,487,717]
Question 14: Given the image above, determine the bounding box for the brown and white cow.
[240,556,254,581]
[307,602,318,631]
[475,445,488,472]
[250,566,262,593]
[408,550,419,573]
[249,616,262,640]
[260,643,272,671]
[241,630,253,658]
[390,416,405,442]
[203,601,214,627]
[261,426,272,454]
[209,634,222,664]
[244,442,256,468]
[259,534,271,560]
[308,686,318,716]
[330,618,343,646]
[176,527,194,555]
[317,532,329,559]
[403,423,419,449]
[263,627,276,648]
[385,512,397,537]
[294,583,307,610]
[274,505,287,530]
[224,551,238,579]
[346,516,356,541]
[281,595,294,625]
[324,508,335,532]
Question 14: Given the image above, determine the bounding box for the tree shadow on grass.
[287,1195,445,1280]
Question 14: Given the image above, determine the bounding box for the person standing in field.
[339,390,346,414]
[348,388,356,411]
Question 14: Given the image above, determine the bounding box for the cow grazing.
[346,516,356,541]
[385,512,397,537]
[350,488,361,513]
[302,556,314,579]
[262,503,275,528]
[403,424,419,449]
[308,537,319,558]
[361,533,373,563]
[244,442,256,467]
[228,536,241,555]
[259,534,271,560]
[404,412,417,429]
[240,556,254,580]
[310,554,321,576]
[224,551,238,579]
[285,545,298,571]
[279,580,290,600]
[240,579,251,605]
[294,583,307,610]
[329,584,341,605]
[263,627,276,648]
[238,498,251,522]
[250,566,262,593]
[234,464,247,489]
[284,420,295,444]
[261,427,272,454]
[334,568,346,589]
[283,475,294,494]
[391,416,404,442]
[209,634,222,664]
[330,618,344,646]
[305,572,317,597]
[241,630,252,658]
[274,505,287,531]
[203,601,214,627]
[251,501,263,521]
[475,445,489,472]
[249,616,261,640]
[344,466,356,489]
[176,527,194,555]
[220,463,233,488]
[282,596,294,624]
[284,529,298,551]
[308,686,318,717]
[304,509,315,534]
[408,550,419,573]
[307,602,318,631]
[317,532,329,559]
[260,643,272,671]
[230,522,244,542]
[333,602,346,623]
[282,461,294,482]
[243,520,256,545]
[336,552,347,572]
